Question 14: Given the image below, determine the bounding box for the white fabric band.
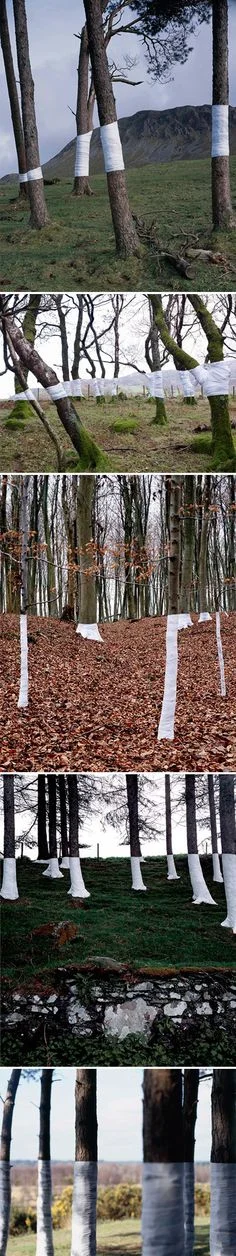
[6,359,235,403]
[210,1163,236,1255]
[203,360,230,396]
[60,855,70,868]
[212,852,223,883]
[68,856,90,898]
[74,131,92,177]
[71,1162,98,1256]
[0,857,19,900]
[42,858,63,878]
[158,613,178,741]
[36,1161,54,1256]
[221,853,236,931]
[142,1163,185,1256]
[76,623,103,642]
[47,383,67,399]
[19,172,28,183]
[199,612,212,622]
[212,104,229,156]
[146,370,164,398]
[100,121,125,172]
[167,854,180,880]
[178,370,195,397]
[187,854,216,906]
[216,610,226,697]
[27,166,43,181]
[17,613,28,709]
[178,613,193,629]
[0,1162,11,1256]
[130,855,147,891]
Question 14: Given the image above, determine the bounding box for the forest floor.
[6,1218,210,1256]
[0,394,236,474]
[1,156,236,289]
[0,612,235,772]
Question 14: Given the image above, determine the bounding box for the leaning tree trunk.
[179,476,195,625]
[147,300,167,426]
[0,775,19,900]
[43,776,63,880]
[212,0,234,230]
[12,0,49,228]
[0,0,27,196]
[83,0,139,256]
[76,476,102,641]
[219,774,236,930]
[37,775,49,862]
[210,1069,236,1256]
[17,474,29,709]
[142,1069,185,1256]
[71,1069,98,1256]
[126,773,146,891]
[73,24,93,196]
[36,1070,54,1256]
[58,775,69,868]
[11,294,41,425]
[0,1070,21,1256]
[165,774,179,880]
[68,775,90,897]
[207,774,223,882]
[186,774,216,905]
[183,1070,199,1256]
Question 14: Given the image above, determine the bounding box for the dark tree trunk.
[75,1070,97,1161]
[186,774,198,853]
[74,25,93,197]
[0,1070,21,1161]
[83,0,139,256]
[126,773,141,856]
[208,774,218,853]
[12,0,49,228]
[68,774,79,857]
[211,1070,236,1161]
[47,776,57,859]
[39,1070,53,1161]
[165,774,172,855]
[212,0,234,230]
[58,775,69,859]
[37,775,49,860]
[3,776,15,858]
[0,0,28,197]
[169,478,181,613]
[219,775,236,851]
[183,1070,199,1162]
[143,1069,183,1162]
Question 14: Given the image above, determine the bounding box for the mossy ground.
[6,1218,210,1256]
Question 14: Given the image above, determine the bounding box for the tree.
[76,476,103,641]
[185,774,216,905]
[210,1070,236,1256]
[157,477,181,742]
[0,775,19,900]
[83,0,139,256]
[12,0,49,228]
[207,774,223,882]
[0,1070,21,1256]
[165,774,179,880]
[183,1069,199,1256]
[43,776,63,880]
[0,0,27,197]
[57,775,69,868]
[198,477,212,620]
[71,1069,97,1256]
[126,774,146,890]
[68,775,90,897]
[212,0,234,230]
[17,474,30,709]
[10,296,41,427]
[36,1070,54,1256]
[179,476,195,624]
[142,1068,185,1256]
[37,775,49,863]
[219,775,236,931]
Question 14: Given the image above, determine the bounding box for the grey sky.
[1,2,236,177]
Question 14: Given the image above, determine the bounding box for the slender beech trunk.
[199,477,211,617]
[0,0,27,196]
[126,773,146,890]
[179,477,195,617]
[17,475,29,709]
[76,476,102,638]
[37,775,49,862]
[1,776,19,900]
[219,775,236,930]
[0,1070,21,1256]
[58,775,69,867]
[43,776,63,880]
[83,0,139,256]
[36,1070,54,1256]
[12,0,49,228]
[142,1069,184,1256]
[12,295,41,423]
[212,0,234,230]
[207,774,223,881]
[165,774,179,880]
[183,1070,199,1256]
[210,1070,236,1256]
[186,774,216,905]
[169,479,181,613]
[71,1070,97,1256]
[74,25,93,196]
[68,775,90,897]
[147,300,167,426]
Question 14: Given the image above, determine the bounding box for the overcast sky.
[1,2,236,177]
[0,1067,212,1161]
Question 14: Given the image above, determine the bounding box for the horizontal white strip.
[212,103,229,157]
[27,166,43,181]
[75,131,92,177]
[19,172,28,183]
[100,121,125,172]
[158,613,178,741]
[7,359,235,404]
[47,383,67,399]
[216,610,226,697]
[76,623,103,641]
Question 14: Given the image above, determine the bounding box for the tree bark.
[48,775,57,858]
[183,1070,199,1256]
[71,1070,97,1256]
[83,0,139,256]
[186,774,216,906]
[212,0,234,230]
[68,775,89,897]
[73,25,93,196]
[169,478,181,613]
[142,1069,184,1256]
[77,476,97,623]
[57,775,69,864]
[12,0,49,228]
[37,775,49,861]
[207,774,223,882]
[126,773,146,890]
[0,1070,21,1256]
[210,1070,236,1256]
[1,776,19,900]
[219,775,236,930]
[165,774,179,879]
[0,0,27,196]
[180,476,195,614]
[36,1069,54,1256]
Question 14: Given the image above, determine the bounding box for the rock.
[164,1001,187,1017]
[196,1003,212,1015]
[67,1001,91,1028]
[6,1012,24,1024]
[85,956,128,972]
[32,921,79,946]
[47,993,57,1004]
[104,997,157,1040]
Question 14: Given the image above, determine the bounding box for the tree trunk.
[17,474,29,709]
[12,295,41,424]
[1,776,19,900]
[0,0,27,196]
[58,775,69,867]
[183,1070,199,1256]
[169,478,181,613]
[179,476,195,620]
[83,0,139,256]
[76,476,102,640]
[126,773,146,891]
[36,1070,54,1256]
[207,774,223,882]
[37,775,49,862]
[186,775,216,905]
[212,0,234,230]
[147,301,167,426]
[71,1070,97,1256]
[43,776,63,880]
[73,25,93,197]
[12,0,49,228]
[210,1069,236,1256]
[68,775,90,897]
[165,774,179,880]
[0,1070,21,1256]
[142,1069,184,1256]
[219,775,236,930]
[199,477,211,618]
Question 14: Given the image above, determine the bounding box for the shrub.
[97,1184,142,1220]
[195,1184,210,1216]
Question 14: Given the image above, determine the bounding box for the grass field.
[1,157,236,290]
[6,1218,210,1256]
[1,857,234,982]
[1,394,236,473]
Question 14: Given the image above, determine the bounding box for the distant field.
[0,157,236,290]
[7,1217,210,1256]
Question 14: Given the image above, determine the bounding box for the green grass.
[1,157,236,289]
[1,856,235,983]
[6,1217,210,1256]
[0,394,235,473]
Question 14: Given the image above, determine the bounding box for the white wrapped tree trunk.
[0,857,19,900]
[17,613,28,708]
[76,623,103,642]
[212,853,223,883]
[130,856,147,891]
[210,1163,236,1256]
[36,1161,54,1256]
[158,614,179,741]
[167,855,179,881]
[142,1162,185,1256]
[178,613,193,629]
[184,1162,195,1256]
[42,859,64,879]
[198,612,212,622]
[221,854,236,931]
[17,476,30,709]
[0,1162,11,1256]
[71,1161,97,1256]
[68,856,90,898]
[187,855,216,906]
[61,856,70,869]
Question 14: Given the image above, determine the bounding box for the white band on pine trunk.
[211,104,229,157]
[19,172,28,183]
[158,613,178,741]
[187,854,216,905]
[178,613,193,629]
[68,856,90,898]
[210,1163,236,1255]
[100,121,125,172]
[167,854,180,880]
[74,131,92,177]
[130,855,147,891]
[212,852,223,883]
[216,610,226,696]
[71,1161,98,1256]
[27,166,43,181]
[60,856,70,868]
[142,1162,185,1256]
[17,613,28,709]
[0,857,19,900]
[36,1161,54,1256]
[76,623,103,641]
[42,858,64,878]
[0,1162,11,1256]
[221,853,236,931]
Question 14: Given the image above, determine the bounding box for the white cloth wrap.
[190,364,208,389]
[27,167,43,181]
[100,121,125,172]
[42,858,63,879]
[221,853,236,931]
[71,1161,98,1256]
[76,623,103,642]
[178,613,193,629]
[60,856,70,869]
[74,131,92,177]
[203,360,230,396]
[187,854,216,905]
[210,1163,236,1255]
[68,856,90,898]
[167,854,179,880]
[199,612,212,623]
[142,1162,185,1256]
[130,855,147,891]
[0,857,19,900]
[0,1162,11,1256]
[47,383,67,400]
[147,371,164,398]
[184,1162,195,1256]
[212,104,229,157]
[216,611,226,697]
[178,370,195,397]
[212,852,223,883]
[36,1161,54,1256]
[19,172,28,183]
[158,613,178,741]
[6,360,235,402]
[17,613,28,709]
